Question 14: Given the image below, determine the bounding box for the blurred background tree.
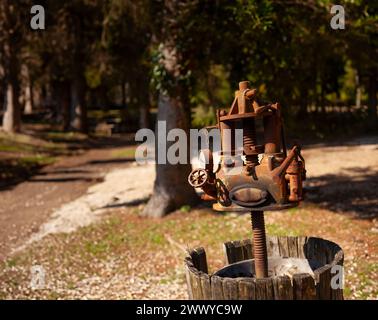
[0,0,31,132]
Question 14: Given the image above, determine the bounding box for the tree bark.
[2,41,21,133]
[355,70,361,109]
[297,89,308,120]
[23,82,33,115]
[121,81,127,108]
[69,7,88,133]
[22,64,33,115]
[142,43,198,218]
[3,81,21,132]
[137,73,150,129]
[70,73,87,133]
[142,92,199,217]
[55,81,71,131]
[139,105,150,130]
[367,68,378,130]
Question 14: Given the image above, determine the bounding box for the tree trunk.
[3,82,21,132]
[121,81,126,108]
[142,43,198,218]
[367,69,377,130]
[24,82,33,115]
[70,73,87,133]
[31,85,42,110]
[142,92,199,217]
[69,9,88,133]
[22,64,33,115]
[41,83,54,110]
[2,40,21,133]
[56,81,71,131]
[297,89,308,120]
[137,73,150,129]
[139,105,150,129]
[355,70,361,109]
[97,84,109,109]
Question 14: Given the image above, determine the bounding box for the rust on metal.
[251,211,268,278]
[188,80,306,279]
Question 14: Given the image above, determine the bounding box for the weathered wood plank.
[288,236,299,258]
[184,256,194,267]
[211,275,224,300]
[273,275,293,300]
[185,263,193,300]
[331,244,344,265]
[314,265,332,300]
[188,267,203,299]
[190,247,208,274]
[278,236,289,258]
[255,278,274,300]
[329,259,344,300]
[200,273,212,300]
[223,242,235,265]
[304,237,316,260]
[241,239,253,260]
[265,277,274,299]
[323,239,336,264]
[333,249,344,266]
[232,240,244,263]
[331,287,344,300]
[293,273,316,300]
[297,236,307,259]
[314,239,328,266]
[267,236,280,257]
[222,278,238,300]
[238,278,256,300]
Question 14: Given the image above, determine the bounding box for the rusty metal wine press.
[188,80,306,278]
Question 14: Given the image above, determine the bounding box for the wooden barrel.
[185,236,344,300]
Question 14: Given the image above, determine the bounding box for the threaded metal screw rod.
[251,211,268,278]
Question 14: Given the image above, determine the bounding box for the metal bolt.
[251,211,268,278]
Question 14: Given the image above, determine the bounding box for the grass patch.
[43,131,88,143]
[180,205,191,213]
[350,262,378,299]
[112,147,136,159]
[18,155,55,166]
[0,132,66,154]
[0,143,34,153]
[0,131,75,186]
[85,241,109,256]
[5,258,19,268]
[0,155,56,183]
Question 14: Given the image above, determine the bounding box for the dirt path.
[0,146,133,261]
[303,137,378,218]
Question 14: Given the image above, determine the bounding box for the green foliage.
[180,205,191,213]
[85,67,102,89]
[1,0,376,135]
[112,147,136,159]
[192,106,216,128]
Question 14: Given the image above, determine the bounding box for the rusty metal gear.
[188,168,208,188]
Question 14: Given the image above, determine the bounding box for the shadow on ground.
[86,158,134,165]
[305,166,378,219]
[0,128,136,191]
[103,197,149,209]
